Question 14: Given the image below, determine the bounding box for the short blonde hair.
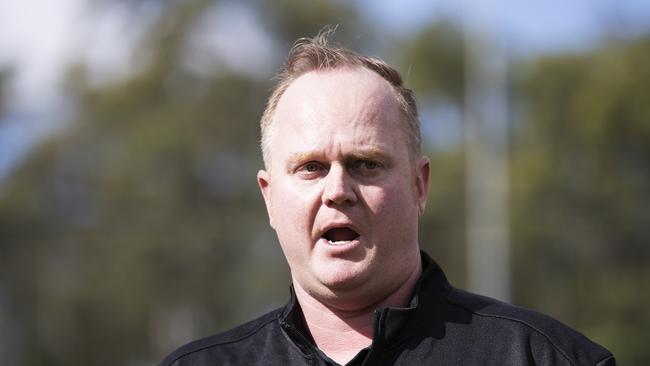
[260,27,421,167]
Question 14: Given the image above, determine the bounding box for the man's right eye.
[296,162,325,178]
[304,163,320,172]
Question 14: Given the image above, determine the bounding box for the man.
[161,30,615,366]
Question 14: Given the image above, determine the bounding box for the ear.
[257,169,274,228]
[414,155,430,217]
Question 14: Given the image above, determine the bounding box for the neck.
[293,263,422,365]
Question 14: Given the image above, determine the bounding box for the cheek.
[361,182,419,242]
[272,192,310,263]
[364,178,417,215]
[272,182,319,234]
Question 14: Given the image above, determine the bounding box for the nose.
[322,164,358,207]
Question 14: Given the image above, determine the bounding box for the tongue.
[325,228,358,242]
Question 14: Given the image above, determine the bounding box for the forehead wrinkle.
[349,83,403,143]
[348,103,400,152]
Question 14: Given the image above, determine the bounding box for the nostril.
[323,185,357,206]
[322,166,357,206]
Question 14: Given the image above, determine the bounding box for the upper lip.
[317,222,361,240]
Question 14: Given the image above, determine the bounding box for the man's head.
[260,28,422,169]
[257,29,429,311]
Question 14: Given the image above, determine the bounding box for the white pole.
[463,1,511,301]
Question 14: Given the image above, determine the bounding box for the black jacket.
[161,252,615,365]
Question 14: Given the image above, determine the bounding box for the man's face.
[258,67,429,309]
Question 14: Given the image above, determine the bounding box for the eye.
[352,159,384,176]
[304,162,321,172]
[295,161,326,178]
[361,160,381,170]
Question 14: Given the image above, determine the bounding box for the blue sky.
[358,0,650,54]
[1,0,650,182]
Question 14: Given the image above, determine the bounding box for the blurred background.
[1,0,649,365]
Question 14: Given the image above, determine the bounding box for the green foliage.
[399,22,465,102]
[397,23,468,285]
[258,0,365,47]
[419,151,467,286]
[511,37,650,365]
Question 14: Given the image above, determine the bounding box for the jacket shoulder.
[160,307,283,366]
[446,287,615,366]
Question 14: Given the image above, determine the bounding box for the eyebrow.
[347,149,390,163]
[286,152,316,166]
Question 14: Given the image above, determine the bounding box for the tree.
[511,36,650,365]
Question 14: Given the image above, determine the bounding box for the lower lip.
[317,237,361,254]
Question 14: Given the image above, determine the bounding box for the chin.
[315,264,372,293]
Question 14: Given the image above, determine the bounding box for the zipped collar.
[278,251,450,361]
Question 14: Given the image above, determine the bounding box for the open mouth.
[322,227,360,245]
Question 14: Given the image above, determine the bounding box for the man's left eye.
[361,161,381,170]
[353,160,383,173]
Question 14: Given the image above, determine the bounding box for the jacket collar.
[279,251,450,351]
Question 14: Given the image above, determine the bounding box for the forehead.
[270,68,406,156]
[277,67,398,118]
